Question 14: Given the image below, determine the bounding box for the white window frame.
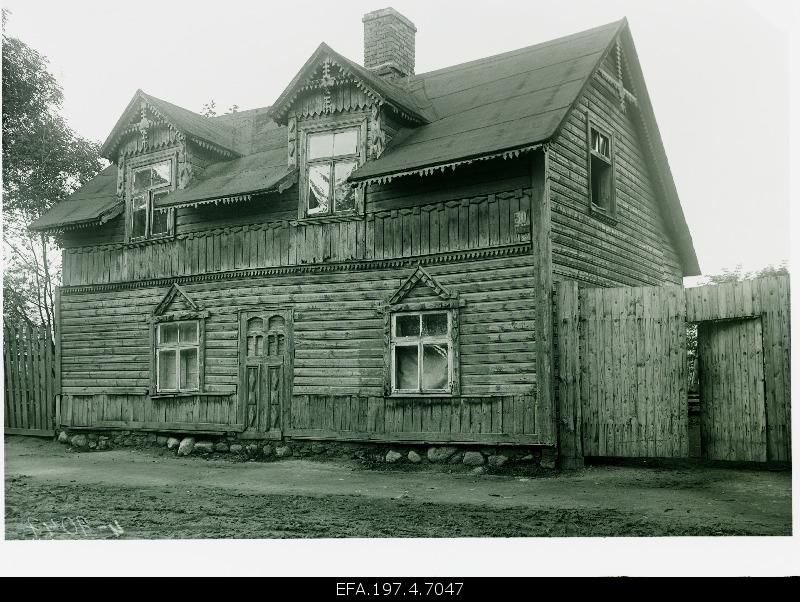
[304,126,361,217]
[390,310,454,395]
[155,320,200,393]
[298,116,367,220]
[128,157,175,241]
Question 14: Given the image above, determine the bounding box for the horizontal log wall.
[549,76,684,287]
[59,253,547,443]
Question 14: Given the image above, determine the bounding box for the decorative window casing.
[384,265,463,397]
[586,114,617,220]
[150,283,208,397]
[127,153,176,241]
[298,117,367,219]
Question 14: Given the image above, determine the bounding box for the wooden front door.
[239,310,292,439]
[698,318,767,461]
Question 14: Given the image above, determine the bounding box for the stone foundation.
[55,429,556,470]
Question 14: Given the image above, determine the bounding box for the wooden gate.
[687,276,790,462]
[4,323,56,436]
[566,284,688,458]
[556,275,790,465]
[239,309,292,439]
[697,318,767,461]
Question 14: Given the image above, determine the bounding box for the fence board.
[575,284,687,458]
[4,324,56,436]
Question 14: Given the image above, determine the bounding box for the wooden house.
[30,9,698,453]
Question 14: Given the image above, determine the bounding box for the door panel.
[698,318,767,461]
[239,309,291,438]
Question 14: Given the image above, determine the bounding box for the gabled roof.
[269,43,428,125]
[34,18,698,275]
[28,165,122,232]
[100,90,242,159]
[350,20,624,183]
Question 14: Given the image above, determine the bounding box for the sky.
[2,0,794,278]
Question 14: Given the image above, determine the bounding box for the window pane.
[151,161,171,188]
[591,129,609,158]
[160,323,179,344]
[333,160,358,212]
[133,169,151,193]
[422,313,448,337]
[158,350,177,390]
[308,133,334,160]
[131,195,147,238]
[422,344,449,390]
[179,348,199,390]
[395,345,418,390]
[307,164,331,215]
[333,129,358,156]
[179,321,197,344]
[395,314,420,337]
[151,206,170,236]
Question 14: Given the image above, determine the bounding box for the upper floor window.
[305,127,360,216]
[587,121,616,218]
[130,159,174,240]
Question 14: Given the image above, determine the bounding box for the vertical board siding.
[61,187,532,286]
[578,284,688,458]
[558,276,790,462]
[3,323,56,435]
[686,276,791,462]
[549,77,684,287]
[698,319,767,462]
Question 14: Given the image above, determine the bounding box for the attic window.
[129,159,175,240]
[587,121,616,218]
[303,126,362,217]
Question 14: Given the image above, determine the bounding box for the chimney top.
[363,7,417,79]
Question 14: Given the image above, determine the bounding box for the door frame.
[237,306,294,439]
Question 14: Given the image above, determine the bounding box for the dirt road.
[4,436,791,539]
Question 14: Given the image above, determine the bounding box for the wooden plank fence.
[4,323,56,436]
[556,275,790,465]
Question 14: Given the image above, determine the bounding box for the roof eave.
[28,202,124,234]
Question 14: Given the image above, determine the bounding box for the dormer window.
[306,127,359,216]
[129,158,175,240]
[299,121,366,219]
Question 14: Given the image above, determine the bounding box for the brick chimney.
[363,7,416,79]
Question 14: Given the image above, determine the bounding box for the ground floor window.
[156,320,200,392]
[390,311,453,394]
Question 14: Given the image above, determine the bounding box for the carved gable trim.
[388,265,456,307]
[270,45,425,126]
[153,283,200,316]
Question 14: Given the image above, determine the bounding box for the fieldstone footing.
[53,429,556,472]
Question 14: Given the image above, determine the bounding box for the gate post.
[555,280,583,468]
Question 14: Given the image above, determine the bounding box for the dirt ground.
[3,436,792,539]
